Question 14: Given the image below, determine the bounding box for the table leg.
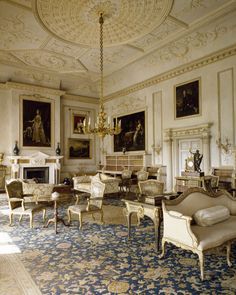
[123,208,132,240]
[150,208,161,252]
[45,200,69,234]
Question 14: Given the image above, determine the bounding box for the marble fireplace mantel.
[8,152,63,184]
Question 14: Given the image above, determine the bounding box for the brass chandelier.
[83,13,121,139]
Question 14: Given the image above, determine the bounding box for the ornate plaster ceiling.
[33,0,173,46]
[0,0,235,98]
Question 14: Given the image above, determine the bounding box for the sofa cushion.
[192,216,236,250]
[193,205,230,227]
[100,173,111,181]
[73,175,91,184]
[90,173,101,182]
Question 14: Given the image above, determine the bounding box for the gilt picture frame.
[68,138,91,159]
[72,113,86,135]
[175,78,201,119]
[21,96,54,148]
[114,110,145,152]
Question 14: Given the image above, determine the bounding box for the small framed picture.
[68,138,91,159]
[72,113,86,134]
[175,78,201,119]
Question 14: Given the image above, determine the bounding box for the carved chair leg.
[19,214,23,223]
[198,251,204,281]
[100,210,104,224]
[30,214,33,228]
[226,242,232,267]
[67,209,72,225]
[159,239,166,258]
[42,209,46,223]
[9,213,13,226]
[79,214,82,229]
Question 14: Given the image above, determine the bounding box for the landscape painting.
[68,138,91,159]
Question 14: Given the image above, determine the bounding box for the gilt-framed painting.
[21,96,54,148]
[175,78,201,119]
[114,110,145,152]
[72,113,86,135]
[68,138,91,159]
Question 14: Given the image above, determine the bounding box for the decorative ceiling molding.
[62,94,99,104]
[11,50,87,73]
[104,44,236,101]
[33,0,173,47]
[2,0,32,10]
[1,81,65,96]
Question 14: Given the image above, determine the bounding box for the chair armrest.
[162,204,199,248]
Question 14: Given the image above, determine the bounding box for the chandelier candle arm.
[82,12,121,139]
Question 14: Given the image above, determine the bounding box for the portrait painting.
[68,138,91,159]
[114,111,145,152]
[175,79,201,119]
[72,113,86,134]
[22,98,52,147]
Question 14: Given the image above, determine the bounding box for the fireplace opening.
[23,167,49,183]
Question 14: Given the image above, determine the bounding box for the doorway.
[178,139,202,175]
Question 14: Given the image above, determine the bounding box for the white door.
[178,139,202,175]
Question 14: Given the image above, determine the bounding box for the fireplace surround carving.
[8,152,63,184]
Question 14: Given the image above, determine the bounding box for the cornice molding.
[62,93,99,104]
[164,123,212,142]
[1,82,65,96]
[105,44,236,101]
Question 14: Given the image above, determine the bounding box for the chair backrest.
[203,175,219,193]
[90,179,106,209]
[121,169,132,179]
[5,180,23,209]
[137,170,149,181]
[138,179,164,196]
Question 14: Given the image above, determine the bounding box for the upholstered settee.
[73,173,120,195]
[160,187,236,280]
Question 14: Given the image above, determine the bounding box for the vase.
[56,142,61,156]
[13,141,19,156]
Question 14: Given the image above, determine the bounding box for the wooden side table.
[44,190,72,234]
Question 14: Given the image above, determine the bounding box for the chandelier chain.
[100,13,104,103]
[82,12,121,139]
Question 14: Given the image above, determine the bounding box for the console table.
[122,199,162,251]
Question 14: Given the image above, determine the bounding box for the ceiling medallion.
[33,0,173,47]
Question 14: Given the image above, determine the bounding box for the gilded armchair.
[138,179,164,203]
[119,169,132,195]
[5,180,46,228]
[131,170,149,196]
[67,179,106,229]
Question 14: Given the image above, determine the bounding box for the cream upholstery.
[138,179,164,196]
[73,173,120,195]
[68,179,106,229]
[193,205,230,226]
[5,180,46,228]
[160,187,236,280]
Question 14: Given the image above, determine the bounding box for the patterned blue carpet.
[0,196,236,294]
